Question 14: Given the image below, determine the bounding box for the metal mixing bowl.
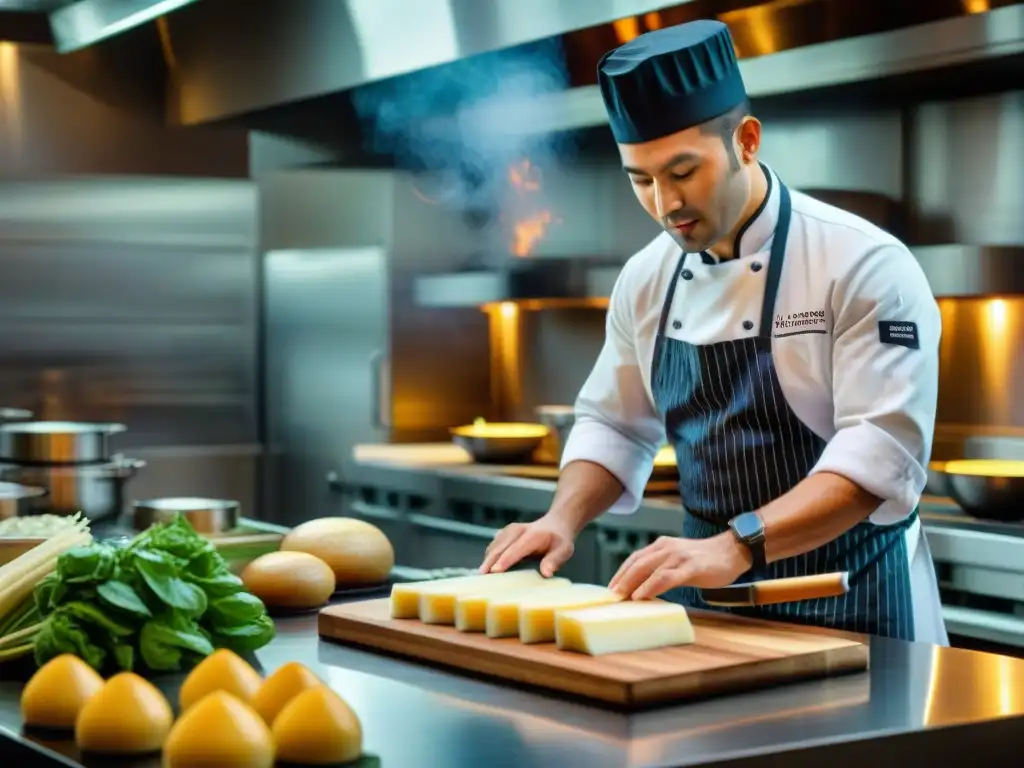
[450,422,549,464]
[943,460,1024,522]
[132,497,241,533]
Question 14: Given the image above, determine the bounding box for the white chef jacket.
[561,164,948,645]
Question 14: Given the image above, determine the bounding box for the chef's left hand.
[608,533,752,600]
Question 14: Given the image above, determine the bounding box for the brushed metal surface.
[0,420,125,464]
[165,0,692,124]
[0,177,258,450]
[910,91,1024,246]
[49,0,201,52]
[131,496,241,533]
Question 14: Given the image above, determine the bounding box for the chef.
[480,19,948,645]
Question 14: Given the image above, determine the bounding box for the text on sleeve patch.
[878,320,919,349]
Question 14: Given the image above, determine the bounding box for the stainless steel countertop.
[4,597,1024,768]
[346,444,1019,536]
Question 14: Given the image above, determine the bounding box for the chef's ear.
[735,116,762,165]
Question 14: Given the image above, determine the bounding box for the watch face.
[731,513,763,539]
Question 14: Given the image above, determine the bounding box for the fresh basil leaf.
[97,580,153,619]
[33,614,106,671]
[57,602,135,638]
[139,616,215,672]
[57,544,116,584]
[206,592,267,629]
[113,643,134,671]
[187,571,245,599]
[211,615,275,653]
[132,549,208,616]
[33,572,59,615]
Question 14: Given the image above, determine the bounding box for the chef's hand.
[608,533,751,600]
[479,515,575,577]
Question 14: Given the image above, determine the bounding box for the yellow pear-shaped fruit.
[21,654,105,730]
[162,691,274,768]
[272,686,362,765]
[179,649,262,713]
[251,661,323,725]
[75,672,173,754]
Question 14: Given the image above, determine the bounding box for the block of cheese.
[454,578,571,632]
[390,574,487,619]
[555,600,696,656]
[391,570,546,623]
[502,584,622,644]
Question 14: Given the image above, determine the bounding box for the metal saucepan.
[924,460,953,497]
[942,459,1024,522]
[0,457,145,522]
[0,481,48,520]
[534,405,575,464]
[0,408,32,422]
[451,419,549,464]
[132,497,241,534]
[0,420,126,465]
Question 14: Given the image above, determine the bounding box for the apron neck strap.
[758,181,792,339]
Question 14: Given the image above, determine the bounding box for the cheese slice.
[397,570,545,624]
[390,574,486,618]
[555,600,696,655]
[496,584,621,644]
[454,578,571,632]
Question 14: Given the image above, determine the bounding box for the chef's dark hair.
[700,99,751,171]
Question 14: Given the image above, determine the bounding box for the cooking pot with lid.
[0,420,126,464]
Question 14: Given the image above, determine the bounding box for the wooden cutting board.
[318,599,868,709]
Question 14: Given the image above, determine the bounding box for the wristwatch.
[728,511,767,570]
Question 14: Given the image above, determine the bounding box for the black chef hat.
[598,19,747,144]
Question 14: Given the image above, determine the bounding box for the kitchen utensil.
[0,408,32,422]
[0,457,145,522]
[0,481,47,520]
[534,405,575,464]
[699,572,849,607]
[925,460,952,497]
[0,420,125,464]
[319,599,867,708]
[943,459,1024,522]
[450,419,549,464]
[132,497,241,534]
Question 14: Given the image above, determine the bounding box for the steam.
[350,38,576,218]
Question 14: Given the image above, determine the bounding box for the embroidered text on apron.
[651,178,916,640]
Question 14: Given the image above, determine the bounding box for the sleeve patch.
[878,320,919,349]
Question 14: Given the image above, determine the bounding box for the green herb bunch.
[31,514,275,673]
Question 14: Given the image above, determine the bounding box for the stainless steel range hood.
[49,0,202,53]
[155,0,1024,129]
[415,245,1024,309]
[450,3,1024,138]
[414,258,624,309]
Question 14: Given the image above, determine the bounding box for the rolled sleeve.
[559,261,665,516]
[809,244,940,525]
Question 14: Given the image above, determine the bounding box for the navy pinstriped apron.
[653,179,917,640]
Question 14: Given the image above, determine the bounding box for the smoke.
[350,38,577,217]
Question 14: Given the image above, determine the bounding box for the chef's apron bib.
[652,182,916,641]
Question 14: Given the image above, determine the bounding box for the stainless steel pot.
[0,420,126,464]
[0,457,144,521]
[0,408,32,422]
[535,405,575,465]
[131,497,240,534]
[0,481,47,521]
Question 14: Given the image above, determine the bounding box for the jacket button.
[751,262,763,272]
[672,320,682,330]
[681,269,694,280]
[743,320,754,331]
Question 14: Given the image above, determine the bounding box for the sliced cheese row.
[389,570,695,655]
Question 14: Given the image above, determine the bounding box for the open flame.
[507,158,557,257]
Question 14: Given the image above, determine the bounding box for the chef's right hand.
[479,515,575,578]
